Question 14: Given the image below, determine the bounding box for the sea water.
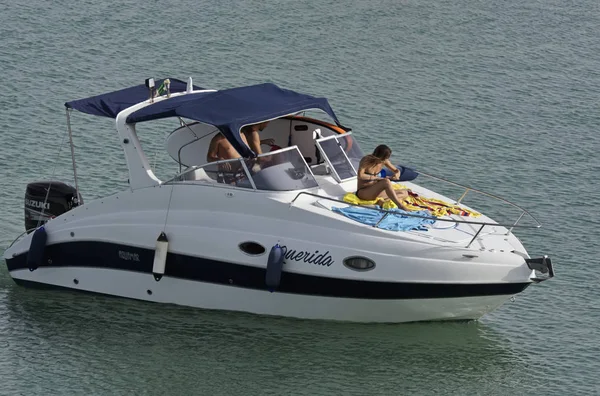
[0,0,599,394]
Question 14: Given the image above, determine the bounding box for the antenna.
[186,77,193,93]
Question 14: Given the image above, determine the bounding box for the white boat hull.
[5,183,537,324]
[8,267,518,323]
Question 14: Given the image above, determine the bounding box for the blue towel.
[331,206,435,231]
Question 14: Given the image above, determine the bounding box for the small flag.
[156,79,170,96]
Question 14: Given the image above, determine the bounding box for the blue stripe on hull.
[5,241,530,299]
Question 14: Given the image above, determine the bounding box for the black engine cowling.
[24,181,83,233]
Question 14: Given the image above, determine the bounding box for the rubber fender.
[398,165,419,181]
[380,165,419,181]
[265,244,284,292]
[152,232,169,281]
[26,226,47,271]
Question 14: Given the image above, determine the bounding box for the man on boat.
[205,132,245,184]
[241,121,271,156]
[206,133,246,166]
[206,121,275,183]
[206,121,273,166]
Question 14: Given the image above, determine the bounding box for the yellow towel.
[343,183,408,210]
[343,184,480,217]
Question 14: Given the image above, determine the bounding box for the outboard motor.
[24,181,83,233]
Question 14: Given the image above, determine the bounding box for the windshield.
[316,133,364,181]
[245,147,319,191]
[169,147,318,191]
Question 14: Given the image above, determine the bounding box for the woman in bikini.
[356,154,410,210]
[372,144,401,180]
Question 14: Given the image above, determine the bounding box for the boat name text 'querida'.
[280,246,334,266]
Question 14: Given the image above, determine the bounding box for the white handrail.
[289,192,540,248]
[290,192,540,229]
[413,169,542,229]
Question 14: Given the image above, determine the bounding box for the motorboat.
[3,78,554,323]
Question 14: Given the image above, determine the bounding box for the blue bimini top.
[65,78,198,118]
[66,80,348,157]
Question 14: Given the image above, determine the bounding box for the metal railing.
[7,228,37,249]
[310,132,541,234]
[170,120,221,173]
[290,189,541,248]
[414,169,542,232]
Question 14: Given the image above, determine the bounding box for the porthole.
[239,242,266,256]
[343,256,375,271]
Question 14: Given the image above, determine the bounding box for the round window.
[343,256,375,271]
[239,242,266,256]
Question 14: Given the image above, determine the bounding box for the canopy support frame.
[65,109,80,204]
